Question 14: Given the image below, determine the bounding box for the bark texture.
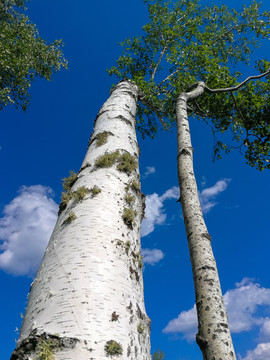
[12,80,151,360]
[176,83,236,360]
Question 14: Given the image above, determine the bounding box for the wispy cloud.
[199,178,231,213]
[141,186,179,237]
[141,178,231,237]
[143,166,156,178]
[142,248,164,265]
[163,278,270,354]
[0,185,58,276]
[239,343,270,360]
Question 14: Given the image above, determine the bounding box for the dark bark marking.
[111,311,120,322]
[121,90,138,101]
[136,304,144,320]
[141,193,146,222]
[129,266,139,282]
[197,265,216,272]
[202,232,212,242]
[116,114,133,126]
[11,330,79,360]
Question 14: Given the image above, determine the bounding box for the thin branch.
[194,100,207,116]
[151,46,168,81]
[152,15,185,83]
[205,69,270,93]
[230,92,247,125]
[212,21,240,45]
[157,68,180,87]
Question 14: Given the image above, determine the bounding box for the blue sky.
[0,1,270,359]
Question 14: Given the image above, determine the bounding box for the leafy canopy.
[109,0,270,170]
[0,0,67,111]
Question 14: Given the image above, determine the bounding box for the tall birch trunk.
[176,83,236,360]
[11,80,151,360]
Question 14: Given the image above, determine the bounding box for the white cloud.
[224,278,270,333]
[0,185,58,276]
[199,178,231,213]
[143,166,156,178]
[239,343,270,360]
[141,186,179,237]
[163,278,270,344]
[142,248,164,265]
[163,305,197,342]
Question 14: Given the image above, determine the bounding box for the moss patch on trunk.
[104,340,123,356]
[10,331,79,360]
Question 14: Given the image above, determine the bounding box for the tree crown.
[0,0,67,111]
[109,0,270,170]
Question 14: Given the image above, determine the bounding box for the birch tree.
[11,80,151,360]
[109,0,270,359]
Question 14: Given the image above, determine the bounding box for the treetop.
[108,0,270,170]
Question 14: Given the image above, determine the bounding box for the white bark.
[12,80,151,360]
[176,83,236,360]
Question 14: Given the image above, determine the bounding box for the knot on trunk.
[178,147,193,158]
[196,333,208,352]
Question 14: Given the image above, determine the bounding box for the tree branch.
[151,45,168,81]
[157,68,180,87]
[152,15,185,83]
[205,69,270,93]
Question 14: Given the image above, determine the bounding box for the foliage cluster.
[152,349,165,360]
[0,0,67,111]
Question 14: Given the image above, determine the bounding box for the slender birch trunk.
[11,80,151,360]
[176,83,236,360]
